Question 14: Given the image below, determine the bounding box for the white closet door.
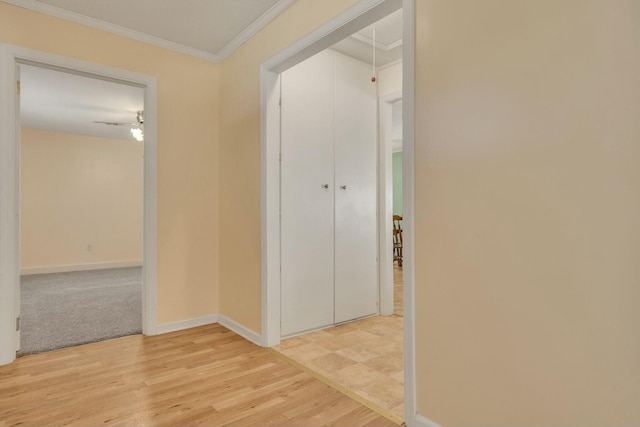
[280,50,335,336]
[334,53,379,323]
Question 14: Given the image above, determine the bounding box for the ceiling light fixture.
[130,127,144,142]
[130,110,144,142]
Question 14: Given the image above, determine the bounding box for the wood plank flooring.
[0,324,396,427]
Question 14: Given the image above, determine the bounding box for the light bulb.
[131,127,144,142]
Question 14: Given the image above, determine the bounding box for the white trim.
[386,39,404,51]
[20,260,143,276]
[402,0,417,424]
[260,66,282,347]
[351,32,403,52]
[218,314,262,346]
[0,44,20,365]
[383,90,403,103]
[351,33,391,51]
[1,0,294,63]
[216,0,295,61]
[0,44,158,365]
[1,0,218,62]
[414,414,443,427]
[141,69,159,337]
[156,314,218,335]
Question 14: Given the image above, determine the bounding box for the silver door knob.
[321,184,329,189]
[340,185,347,190]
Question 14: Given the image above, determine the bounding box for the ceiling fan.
[92,120,136,126]
[93,111,144,141]
[93,110,144,127]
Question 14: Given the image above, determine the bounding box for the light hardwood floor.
[0,324,396,427]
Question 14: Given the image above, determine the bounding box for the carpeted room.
[18,70,145,354]
[20,267,142,353]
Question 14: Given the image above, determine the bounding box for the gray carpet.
[20,267,142,354]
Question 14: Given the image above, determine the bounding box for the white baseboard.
[21,260,142,275]
[217,314,262,346]
[414,413,443,427]
[157,314,219,335]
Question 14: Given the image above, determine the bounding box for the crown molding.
[386,38,403,50]
[2,0,220,61]
[351,32,388,50]
[1,0,295,63]
[216,0,295,61]
[377,57,402,71]
[350,32,403,52]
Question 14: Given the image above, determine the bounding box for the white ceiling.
[5,0,402,65]
[20,64,144,141]
[34,0,281,54]
[5,0,294,61]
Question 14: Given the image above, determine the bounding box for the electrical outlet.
[87,244,92,252]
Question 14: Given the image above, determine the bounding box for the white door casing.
[0,44,158,366]
[14,63,21,352]
[378,90,402,316]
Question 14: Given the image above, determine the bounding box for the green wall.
[393,151,403,216]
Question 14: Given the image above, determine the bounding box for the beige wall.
[414,1,640,426]
[5,2,639,425]
[218,0,361,332]
[1,2,220,323]
[21,128,143,272]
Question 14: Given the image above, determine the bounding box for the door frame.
[379,89,403,316]
[0,44,159,365]
[259,0,416,422]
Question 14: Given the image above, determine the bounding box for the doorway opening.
[260,0,414,423]
[276,36,403,423]
[0,44,158,365]
[389,99,404,316]
[18,64,145,354]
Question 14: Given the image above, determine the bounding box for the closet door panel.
[280,51,335,336]
[334,53,379,323]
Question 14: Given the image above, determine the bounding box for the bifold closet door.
[280,50,335,337]
[334,54,378,323]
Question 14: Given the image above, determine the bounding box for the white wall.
[378,61,402,98]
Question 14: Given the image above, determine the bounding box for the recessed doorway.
[18,64,145,354]
[260,2,409,423]
[0,44,159,365]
